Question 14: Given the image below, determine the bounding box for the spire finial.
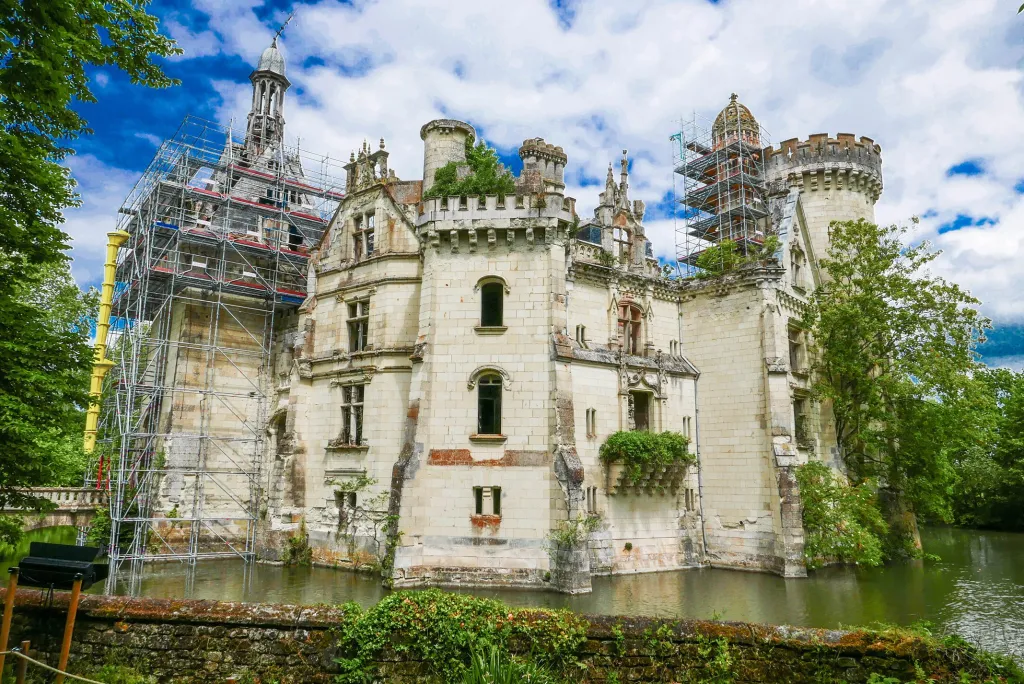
[730,92,738,103]
[273,11,295,46]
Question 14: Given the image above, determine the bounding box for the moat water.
[4,526,1021,660]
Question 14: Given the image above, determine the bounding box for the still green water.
[5,526,1022,659]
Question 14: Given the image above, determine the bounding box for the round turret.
[712,93,761,148]
[420,119,476,193]
[764,133,883,266]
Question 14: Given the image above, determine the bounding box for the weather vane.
[274,11,295,43]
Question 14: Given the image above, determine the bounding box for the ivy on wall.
[424,136,516,199]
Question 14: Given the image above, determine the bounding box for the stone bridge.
[1,488,106,531]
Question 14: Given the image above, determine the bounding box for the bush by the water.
[332,589,587,682]
[598,430,692,485]
[795,460,889,569]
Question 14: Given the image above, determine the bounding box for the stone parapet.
[764,132,883,201]
[3,589,1009,683]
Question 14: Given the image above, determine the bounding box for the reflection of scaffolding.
[671,101,773,276]
[95,115,344,594]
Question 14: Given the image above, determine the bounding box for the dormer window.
[353,214,375,260]
[613,227,631,262]
[617,303,643,354]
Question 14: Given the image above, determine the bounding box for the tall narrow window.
[575,324,587,346]
[794,398,810,446]
[352,216,363,261]
[586,408,597,438]
[477,374,502,435]
[789,327,805,374]
[348,300,369,352]
[617,303,643,354]
[629,391,650,431]
[480,282,504,327]
[365,214,375,256]
[613,227,631,261]
[341,384,365,445]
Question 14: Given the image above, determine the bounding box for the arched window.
[480,282,504,327]
[617,303,643,354]
[477,374,502,435]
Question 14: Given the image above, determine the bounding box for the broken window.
[617,303,643,354]
[613,227,631,262]
[288,224,302,248]
[629,391,651,431]
[473,486,501,516]
[365,214,375,256]
[352,215,364,261]
[790,248,805,290]
[477,374,502,435]
[793,397,810,446]
[348,300,369,352]
[789,327,806,373]
[341,384,365,445]
[480,282,503,327]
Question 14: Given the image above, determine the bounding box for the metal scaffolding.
[94,115,344,594]
[671,104,773,276]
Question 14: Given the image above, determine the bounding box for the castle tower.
[764,133,883,268]
[245,37,290,157]
[420,119,476,193]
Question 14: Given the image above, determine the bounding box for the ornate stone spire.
[245,32,292,158]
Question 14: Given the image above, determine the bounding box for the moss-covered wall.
[1,589,1012,683]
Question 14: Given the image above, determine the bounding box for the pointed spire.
[619,149,629,205]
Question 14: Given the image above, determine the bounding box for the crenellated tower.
[246,37,290,158]
[420,119,477,193]
[764,133,883,268]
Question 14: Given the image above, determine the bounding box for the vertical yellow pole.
[55,575,83,684]
[14,640,29,684]
[83,230,130,457]
[0,568,19,675]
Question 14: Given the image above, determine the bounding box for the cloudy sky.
[66,0,1024,365]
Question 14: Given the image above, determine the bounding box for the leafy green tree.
[802,219,990,551]
[949,368,1024,530]
[0,1,177,547]
[424,135,516,198]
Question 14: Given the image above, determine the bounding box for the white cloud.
[70,0,1024,327]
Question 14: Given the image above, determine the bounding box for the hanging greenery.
[599,431,692,485]
[424,135,517,199]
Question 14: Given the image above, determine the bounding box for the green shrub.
[795,461,888,569]
[283,517,312,567]
[598,431,692,485]
[462,645,558,683]
[332,589,587,682]
[424,136,516,199]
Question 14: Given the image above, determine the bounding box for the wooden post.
[55,574,83,684]
[14,640,29,684]
[0,567,19,675]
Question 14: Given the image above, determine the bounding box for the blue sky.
[64,0,1024,367]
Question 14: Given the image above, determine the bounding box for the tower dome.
[257,38,286,77]
[712,93,760,147]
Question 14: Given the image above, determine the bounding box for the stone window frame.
[585,408,597,439]
[468,365,511,442]
[575,324,587,348]
[612,226,631,263]
[585,486,599,514]
[627,389,655,432]
[347,299,370,352]
[790,244,807,292]
[340,383,366,446]
[352,211,376,261]
[617,302,644,355]
[473,486,502,517]
[473,275,510,334]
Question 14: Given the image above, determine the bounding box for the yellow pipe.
[83,230,130,454]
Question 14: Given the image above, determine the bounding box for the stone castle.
[132,40,884,592]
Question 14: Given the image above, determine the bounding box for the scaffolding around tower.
[93,115,345,594]
[671,97,774,277]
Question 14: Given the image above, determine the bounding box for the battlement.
[519,138,567,165]
[417,192,575,224]
[764,133,883,186]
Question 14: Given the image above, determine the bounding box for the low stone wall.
[1,589,1008,683]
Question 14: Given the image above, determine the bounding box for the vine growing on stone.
[599,431,692,485]
[424,135,516,199]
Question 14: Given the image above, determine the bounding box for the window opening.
[789,328,805,373]
[348,300,370,352]
[477,374,502,435]
[341,384,365,445]
[473,486,501,516]
[365,214,375,256]
[575,324,587,346]
[794,398,810,446]
[629,391,651,431]
[480,282,504,327]
[586,408,597,438]
[612,227,631,261]
[617,303,643,354]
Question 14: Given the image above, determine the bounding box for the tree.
[424,136,516,199]
[802,218,990,552]
[0,1,178,546]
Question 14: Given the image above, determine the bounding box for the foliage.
[948,368,1024,531]
[599,431,692,485]
[0,1,177,535]
[0,260,98,531]
[462,645,558,684]
[693,235,781,278]
[283,517,313,567]
[694,633,734,684]
[75,664,157,684]
[332,589,588,683]
[547,514,602,549]
[331,474,397,575]
[0,516,23,555]
[795,461,889,569]
[424,135,516,199]
[802,219,990,542]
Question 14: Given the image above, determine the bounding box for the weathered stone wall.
[4,591,1000,684]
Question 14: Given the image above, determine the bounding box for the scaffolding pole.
[93,115,345,595]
